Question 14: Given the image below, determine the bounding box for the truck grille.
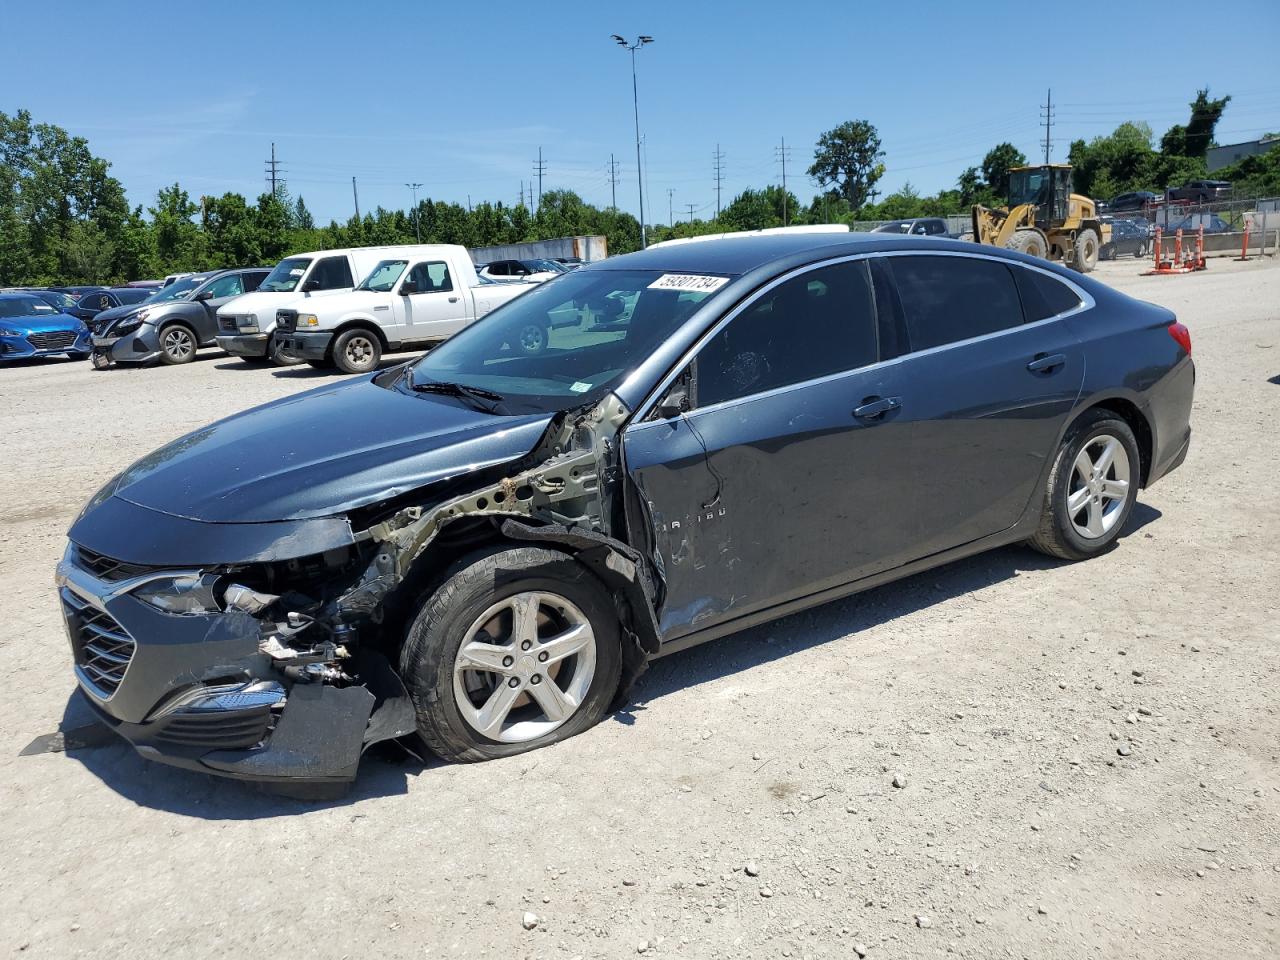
[76,546,156,581]
[61,588,135,698]
[275,309,297,333]
[27,331,78,350]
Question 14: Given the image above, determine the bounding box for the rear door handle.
[853,396,901,420]
[1026,353,1067,374]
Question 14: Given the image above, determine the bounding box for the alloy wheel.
[1066,434,1131,539]
[452,591,596,743]
[163,327,194,361]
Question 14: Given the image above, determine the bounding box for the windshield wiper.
[405,368,506,413]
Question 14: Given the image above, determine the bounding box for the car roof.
[588,231,933,275]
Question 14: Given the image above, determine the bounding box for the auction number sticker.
[647,274,730,293]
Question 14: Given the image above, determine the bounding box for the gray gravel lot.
[2,257,1278,959]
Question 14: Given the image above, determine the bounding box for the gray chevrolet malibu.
[59,233,1194,794]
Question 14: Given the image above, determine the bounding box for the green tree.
[720,186,801,231]
[808,120,885,209]
[293,195,315,231]
[981,143,1027,200]
[150,184,205,271]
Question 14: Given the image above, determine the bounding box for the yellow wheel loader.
[968,164,1108,273]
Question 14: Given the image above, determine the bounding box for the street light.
[405,182,423,243]
[611,34,653,248]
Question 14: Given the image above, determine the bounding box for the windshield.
[407,268,726,414]
[524,259,566,273]
[358,260,409,292]
[144,275,204,303]
[1007,169,1047,207]
[0,297,56,319]
[259,257,313,293]
[36,291,77,310]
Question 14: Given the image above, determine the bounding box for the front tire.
[400,546,622,762]
[1073,228,1100,273]
[157,323,197,365]
[332,328,381,374]
[1028,410,1140,561]
[268,333,302,367]
[1006,228,1048,259]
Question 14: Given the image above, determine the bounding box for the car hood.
[106,374,554,523]
[216,288,349,320]
[288,288,389,315]
[2,312,86,333]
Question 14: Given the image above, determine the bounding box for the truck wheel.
[1006,229,1047,259]
[333,328,381,374]
[268,334,302,367]
[1073,229,1100,273]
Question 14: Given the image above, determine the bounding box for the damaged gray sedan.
[57,233,1195,791]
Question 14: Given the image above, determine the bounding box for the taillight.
[1168,321,1191,356]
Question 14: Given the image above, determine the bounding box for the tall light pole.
[611,34,653,248]
[405,182,422,242]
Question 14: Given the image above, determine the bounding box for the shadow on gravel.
[42,503,1161,814]
[617,502,1163,721]
[262,358,408,380]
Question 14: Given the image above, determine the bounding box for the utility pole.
[775,136,792,226]
[1041,88,1055,165]
[611,34,654,247]
[466,194,472,213]
[713,144,726,219]
[667,188,676,226]
[405,182,422,243]
[607,153,621,210]
[533,147,547,213]
[685,202,696,223]
[351,177,361,223]
[264,142,285,199]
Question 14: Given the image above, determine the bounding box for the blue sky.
[4,0,1279,224]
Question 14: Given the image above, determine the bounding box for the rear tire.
[157,323,197,365]
[332,328,381,374]
[400,546,622,762]
[1073,228,1100,273]
[1028,410,1140,561]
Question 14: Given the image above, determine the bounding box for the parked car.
[1166,180,1231,204]
[1100,218,1150,259]
[216,246,428,366]
[477,259,567,283]
[64,287,152,325]
[0,292,91,361]
[273,245,531,374]
[58,232,1194,792]
[91,268,269,367]
[48,285,107,302]
[1102,191,1159,213]
[870,217,952,237]
[125,280,164,290]
[554,257,586,269]
[24,289,80,313]
[1161,213,1231,235]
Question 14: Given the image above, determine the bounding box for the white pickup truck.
[273,245,535,374]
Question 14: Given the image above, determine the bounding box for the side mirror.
[193,290,213,302]
[400,279,418,295]
[656,380,690,419]
[302,277,322,292]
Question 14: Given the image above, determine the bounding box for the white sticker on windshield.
[647,273,729,294]
[569,381,592,393]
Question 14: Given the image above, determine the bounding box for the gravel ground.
[2,256,1278,959]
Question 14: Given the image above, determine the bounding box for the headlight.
[133,574,224,616]
[114,317,142,335]
[297,314,320,327]
[0,327,23,337]
[237,316,260,333]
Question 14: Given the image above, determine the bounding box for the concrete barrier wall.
[469,236,608,265]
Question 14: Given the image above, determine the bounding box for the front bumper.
[0,329,91,360]
[276,330,333,361]
[55,544,411,788]
[92,326,162,365]
[215,333,270,358]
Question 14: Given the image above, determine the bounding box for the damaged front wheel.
[400,546,621,762]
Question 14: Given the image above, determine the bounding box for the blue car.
[0,292,92,361]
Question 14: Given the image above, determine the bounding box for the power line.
[774,136,792,226]
[264,142,286,198]
[713,144,725,219]
[1041,88,1055,164]
[667,187,676,226]
[533,147,547,213]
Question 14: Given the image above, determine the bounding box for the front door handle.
[448,296,460,303]
[1026,353,1067,374]
[853,396,901,420]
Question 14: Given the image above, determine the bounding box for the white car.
[477,258,568,284]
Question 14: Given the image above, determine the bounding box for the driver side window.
[204,274,245,299]
[692,260,881,409]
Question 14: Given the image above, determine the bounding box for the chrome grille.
[27,330,78,350]
[61,588,135,698]
[76,546,156,581]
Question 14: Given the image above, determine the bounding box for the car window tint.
[408,261,453,293]
[890,255,1023,351]
[204,274,246,299]
[243,271,267,292]
[1013,267,1083,322]
[694,260,878,408]
[311,256,354,289]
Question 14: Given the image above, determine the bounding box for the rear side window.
[310,256,354,290]
[889,255,1023,351]
[694,260,879,408]
[1013,267,1082,321]
[243,271,267,293]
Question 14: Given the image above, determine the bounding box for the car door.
[622,257,919,642]
[395,261,468,342]
[195,273,247,342]
[884,253,1087,556]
